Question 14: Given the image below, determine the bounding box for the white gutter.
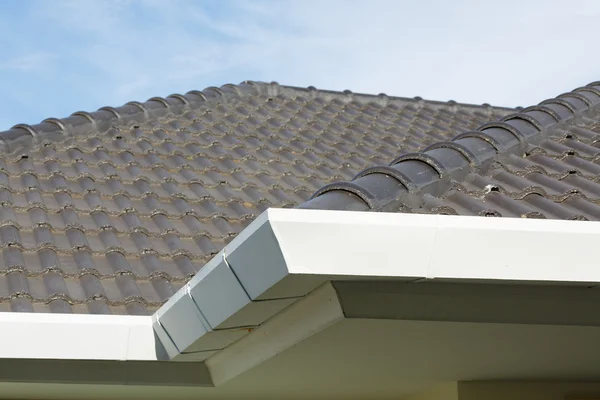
[0,312,214,386]
[153,208,600,361]
[0,312,157,360]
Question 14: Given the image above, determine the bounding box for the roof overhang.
[0,312,212,387]
[0,313,156,361]
[3,208,600,399]
[154,208,600,380]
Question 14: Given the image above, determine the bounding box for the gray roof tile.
[301,81,600,221]
[0,81,513,314]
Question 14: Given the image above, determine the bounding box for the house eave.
[0,312,159,361]
[0,312,213,386]
[154,208,600,373]
[3,208,600,391]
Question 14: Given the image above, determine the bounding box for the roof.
[301,83,600,220]
[4,80,600,400]
[0,81,512,315]
[5,79,600,317]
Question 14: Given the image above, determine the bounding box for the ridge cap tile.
[299,81,600,212]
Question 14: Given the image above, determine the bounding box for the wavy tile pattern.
[0,82,510,314]
[300,82,600,222]
[435,125,600,220]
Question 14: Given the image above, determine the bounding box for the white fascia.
[0,312,157,360]
[153,208,600,361]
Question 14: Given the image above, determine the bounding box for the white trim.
[0,312,158,361]
[269,208,600,282]
[155,208,600,365]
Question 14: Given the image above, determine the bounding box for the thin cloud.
[0,52,56,72]
[2,0,600,129]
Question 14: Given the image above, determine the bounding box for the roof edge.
[0,80,513,157]
[298,81,600,212]
[274,82,516,112]
[0,310,213,385]
[153,207,600,382]
[0,81,265,156]
[0,312,161,361]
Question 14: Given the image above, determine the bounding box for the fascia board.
[269,208,600,283]
[0,312,159,361]
[155,208,600,361]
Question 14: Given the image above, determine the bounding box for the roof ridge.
[274,82,517,112]
[1,80,513,157]
[298,82,600,212]
[0,81,270,156]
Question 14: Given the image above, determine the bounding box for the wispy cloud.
[0,52,56,72]
[2,0,600,129]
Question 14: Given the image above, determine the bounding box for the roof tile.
[0,81,515,314]
[300,81,600,215]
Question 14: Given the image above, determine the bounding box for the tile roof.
[0,81,514,314]
[300,82,600,221]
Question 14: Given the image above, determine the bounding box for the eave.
[3,208,600,399]
[155,208,600,382]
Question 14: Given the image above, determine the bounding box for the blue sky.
[1,0,600,130]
